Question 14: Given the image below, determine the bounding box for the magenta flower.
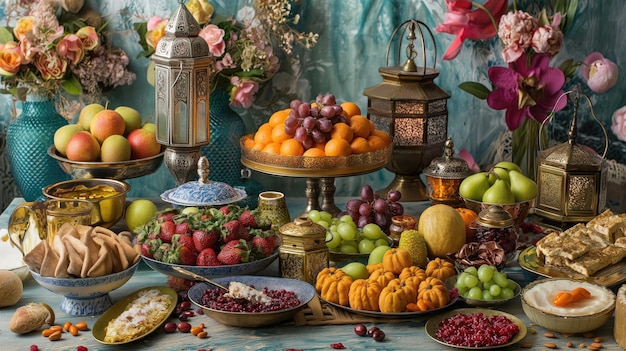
[436,0,508,60]
[486,53,567,130]
[583,52,618,93]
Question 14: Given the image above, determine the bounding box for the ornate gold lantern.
[422,136,472,207]
[364,19,450,201]
[534,90,608,223]
[151,0,212,185]
[278,217,328,284]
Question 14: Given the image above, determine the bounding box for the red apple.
[66,131,101,161]
[127,128,161,159]
[90,109,125,144]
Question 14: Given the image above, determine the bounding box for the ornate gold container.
[278,217,328,284]
[422,137,472,207]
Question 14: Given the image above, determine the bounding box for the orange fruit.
[341,101,361,118]
[252,143,265,150]
[325,138,352,156]
[280,138,304,156]
[350,137,371,154]
[303,147,325,157]
[371,129,392,145]
[330,122,354,142]
[253,123,273,146]
[367,135,387,151]
[262,142,281,154]
[269,109,290,128]
[271,123,290,144]
[349,115,371,138]
[313,143,326,150]
[243,138,255,149]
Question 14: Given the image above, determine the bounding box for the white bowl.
[30,262,139,316]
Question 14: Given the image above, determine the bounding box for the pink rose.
[229,76,258,108]
[33,51,67,80]
[611,106,626,142]
[76,26,99,50]
[146,19,168,50]
[0,41,23,76]
[199,24,225,57]
[56,34,85,65]
[216,52,235,71]
[13,16,33,42]
[583,52,619,94]
[147,16,167,31]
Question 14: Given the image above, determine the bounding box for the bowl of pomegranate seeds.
[187,275,316,327]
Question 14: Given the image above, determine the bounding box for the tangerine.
[271,123,291,144]
[243,138,255,149]
[341,101,361,118]
[280,138,304,156]
[262,142,281,154]
[325,138,352,156]
[303,147,325,157]
[371,129,392,145]
[252,143,265,150]
[269,109,290,127]
[349,115,372,138]
[350,137,371,154]
[253,123,273,146]
[367,135,387,151]
[330,122,354,142]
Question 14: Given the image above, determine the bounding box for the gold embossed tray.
[518,246,626,287]
[240,134,391,177]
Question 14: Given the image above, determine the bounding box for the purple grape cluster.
[341,184,404,231]
[285,94,349,149]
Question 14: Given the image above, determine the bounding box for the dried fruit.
[543,343,557,349]
[48,330,62,341]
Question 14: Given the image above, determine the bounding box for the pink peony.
[611,106,626,142]
[229,76,258,108]
[56,34,85,65]
[33,51,67,79]
[0,41,23,76]
[531,24,563,57]
[498,11,537,63]
[216,52,236,71]
[199,24,226,57]
[436,0,508,60]
[76,26,99,51]
[147,16,167,31]
[583,52,619,94]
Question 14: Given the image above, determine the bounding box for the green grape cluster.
[454,265,517,301]
[307,210,387,254]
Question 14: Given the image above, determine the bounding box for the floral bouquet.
[436,0,618,174]
[0,0,136,118]
[134,0,318,109]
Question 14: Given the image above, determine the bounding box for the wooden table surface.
[0,198,622,351]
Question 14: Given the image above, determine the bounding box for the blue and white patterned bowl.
[188,275,316,327]
[142,252,278,279]
[29,262,139,316]
[160,180,247,207]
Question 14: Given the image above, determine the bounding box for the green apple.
[341,262,368,280]
[494,161,522,173]
[368,245,391,265]
[182,206,199,215]
[509,170,538,201]
[142,122,156,134]
[54,124,84,156]
[78,103,104,131]
[459,172,491,201]
[100,135,131,162]
[125,199,159,231]
[115,106,143,135]
[482,179,515,204]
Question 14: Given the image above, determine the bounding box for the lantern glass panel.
[428,99,447,114]
[196,99,208,143]
[370,113,391,134]
[427,114,448,144]
[173,100,189,144]
[157,105,168,142]
[371,97,392,113]
[538,171,564,209]
[393,117,424,146]
[568,175,597,211]
[394,100,425,115]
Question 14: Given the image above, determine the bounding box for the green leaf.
[458,82,491,100]
[0,27,15,43]
[564,0,579,33]
[537,9,550,27]
[62,75,82,95]
[235,68,264,78]
[554,0,566,13]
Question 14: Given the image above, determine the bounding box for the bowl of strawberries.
[135,205,280,279]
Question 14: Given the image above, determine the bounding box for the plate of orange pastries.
[241,95,392,175]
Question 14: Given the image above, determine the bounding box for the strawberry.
[217,239,250,265]
[157,211,177,223]
[266,230,279,249]
[178,246,198,265]
[159,220,176,243]
[239,209,271,229]
[239,226,250,241]
[192,228,219,253]
[172,234,195,252]
[196,248,221,266]
[175,221,191,235]
[251,236,273,257]
[164,236,197,265]
[222,220,242,243]
[219,205,232,215]
[140,238,161,259]
[153,242,171,261]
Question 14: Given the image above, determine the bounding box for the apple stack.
[53,103,161,162]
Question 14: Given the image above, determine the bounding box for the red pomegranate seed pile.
[200,286,300,312]
[435,312,519,347]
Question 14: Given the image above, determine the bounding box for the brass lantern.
[534,91,608,223]
[364,19,450,201]
[151,0,212,185]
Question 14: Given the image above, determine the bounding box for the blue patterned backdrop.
[1,0,625,210]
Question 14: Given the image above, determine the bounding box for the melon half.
[418,204,466,258]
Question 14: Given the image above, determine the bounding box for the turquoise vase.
[201,89,263,208]
[6,96,70,201]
